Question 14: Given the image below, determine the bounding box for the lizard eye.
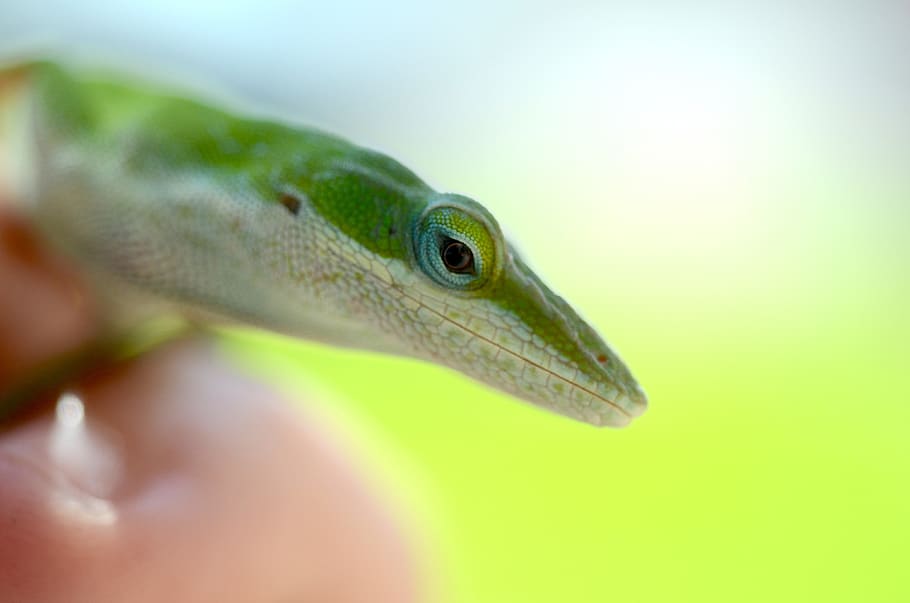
[441,239,475,274]
[414,202,497,291]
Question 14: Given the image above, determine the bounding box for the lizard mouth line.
[398,288,631,418]
[389,287,630,418]
[316,234,630,418]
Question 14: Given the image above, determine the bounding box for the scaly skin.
[4,62,646,427]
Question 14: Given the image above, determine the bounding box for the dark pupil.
[441,239,475,274]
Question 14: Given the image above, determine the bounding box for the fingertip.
[0,342,421,602]
[0,209,98,389]
[0,425,121,603]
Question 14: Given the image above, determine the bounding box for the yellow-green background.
[3,2,907,601]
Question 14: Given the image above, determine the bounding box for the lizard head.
[388,192,648,427]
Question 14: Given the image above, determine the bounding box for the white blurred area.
[50,392,121,525]
[0,0,907,311]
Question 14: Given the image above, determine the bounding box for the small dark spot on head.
[597,354,608,364]
[388,225,397,236]
[279,193,301,216]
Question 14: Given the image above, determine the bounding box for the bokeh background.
[2,1,908,601]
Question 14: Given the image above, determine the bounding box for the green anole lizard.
[0,61,646,427]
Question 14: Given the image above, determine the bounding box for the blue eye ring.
[413,197,502,291]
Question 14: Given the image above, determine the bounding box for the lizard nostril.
[596,354,608,364]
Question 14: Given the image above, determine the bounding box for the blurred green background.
[3,1,908,601]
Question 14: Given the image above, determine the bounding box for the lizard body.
[1,62,646,427]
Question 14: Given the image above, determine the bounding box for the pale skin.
[0,210,418,602]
